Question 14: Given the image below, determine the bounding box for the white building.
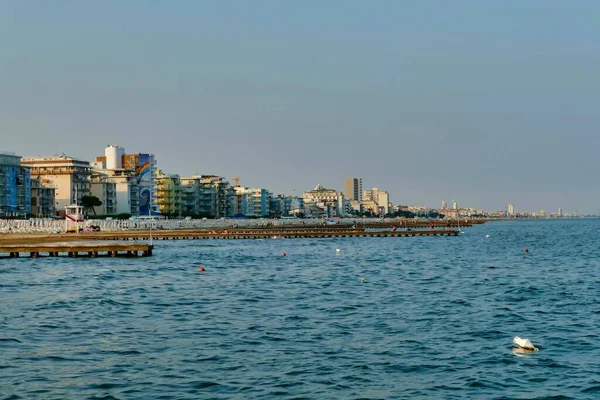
[93,146,157,216]
[508,203,515,216]
[363,188,390,215]
[21,154,92,216]
[302,184,346,218]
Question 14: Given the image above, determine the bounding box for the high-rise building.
[232,186,272,217]
[558,208,563,217]
[21,154,91,216]
[0,151,31,216]
[89,172,118,215]
[155,171,182,216]
[180,174,232,217]
[344,178,362,202]
[93,146,157,216]
[363,188,390,215]
[508,203,515,216]
[303,184,346,218]
[441,200,447,209]
[30,177,55,217]
[452,200,458,210]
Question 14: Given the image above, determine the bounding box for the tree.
[81,195,102,216]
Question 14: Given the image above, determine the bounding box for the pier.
[55,228,460,241]
[0,242,153,258]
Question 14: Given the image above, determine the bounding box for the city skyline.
[2,1,599,214]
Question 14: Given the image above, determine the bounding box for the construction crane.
[232,176,240,187]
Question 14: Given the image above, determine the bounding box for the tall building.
[508,203,515,216]
[363,188,390,215]
[344,178,362,202]
[441,200,447,209]
[89,172,118,215]
[452,200,458,210]
[303,184,346,218]
[21,154,91,216]
[232,187,272,217]
[180,174,232,217]
[155,171,182,216]
[93,146,157,216]
[0,151,31,216]
[270,194,303,217]
[558,208,563,217]
[30,177,55,217]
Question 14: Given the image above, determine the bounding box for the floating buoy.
[198,267,206,272]
[336,248,341,254]
[524,248,529,253]
[485,234,490,238]
[513,336,538,351]
[282,252,287,257]
[360,277,367,283]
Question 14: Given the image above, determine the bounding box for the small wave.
[86,394,121,400]
[99,299,129,307]
[192,381,221,389]
[582,385,600,393]
[196,355,220,362]
[0,338,22,343]
[103,349,142,355]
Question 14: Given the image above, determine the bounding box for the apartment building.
[21,154,91,216]
[0,151,31,216]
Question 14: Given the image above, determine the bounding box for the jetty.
[0,242,153,258]
[49,228,459,241]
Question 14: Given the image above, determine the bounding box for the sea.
[1,219,599,399]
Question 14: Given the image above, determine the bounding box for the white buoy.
[336,248,341,254]
[485,234,490,238]
[360,277,367,283]
[513,336,538,351]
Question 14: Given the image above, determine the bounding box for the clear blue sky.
[1,0,599,214]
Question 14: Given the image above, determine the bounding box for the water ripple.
[1,220,600,398]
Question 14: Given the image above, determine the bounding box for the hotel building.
[0,151,31,216]
[21,154,91,216]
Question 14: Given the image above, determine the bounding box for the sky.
[1,0,599,214]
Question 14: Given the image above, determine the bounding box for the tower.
[344,178,362,202]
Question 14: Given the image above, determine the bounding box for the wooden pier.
[0,242,153,258]
[73,228,460,241]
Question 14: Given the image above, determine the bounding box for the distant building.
[232,187,272,217]
[89,172,118,215]
[452,200,458,210]
[0,151,31,216]
[558,208,563,217]
[180,174,232,217]
[302,184,346,218]
[30,177,55,217]
[22,154,91,216]
[441,200,447,209]
[363,188,390,215]
[344,178,362,202]
[93,146,157,216]
[155,172,181,216]
[508,203,515,216]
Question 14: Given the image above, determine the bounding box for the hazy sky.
[1,1,599,214]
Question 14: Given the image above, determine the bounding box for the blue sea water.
[1,219,600,399]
